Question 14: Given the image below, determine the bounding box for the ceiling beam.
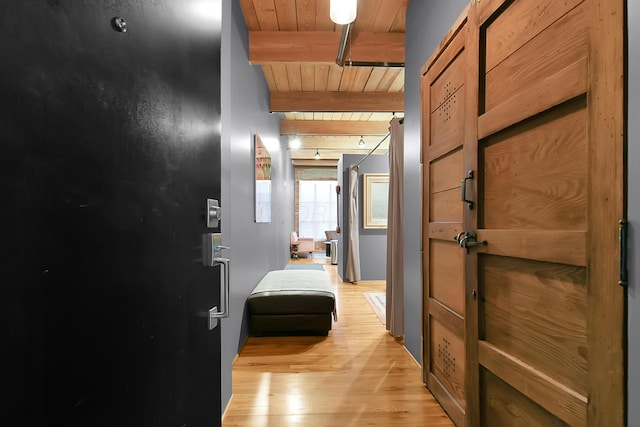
[281,120,389,135]
[271,91,404,112]
[249,31,404,64]
[291,147,388,159]
[289,134,390,147]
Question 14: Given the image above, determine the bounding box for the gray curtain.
[386,118,404,337]
[345,166,361,282]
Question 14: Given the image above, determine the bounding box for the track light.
[358,136,365,146]
[330,0,357,25]
[314,149,320,160]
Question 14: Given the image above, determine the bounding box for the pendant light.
[314,149,321,160]
[358,136,365,146]
[330,0,357,25]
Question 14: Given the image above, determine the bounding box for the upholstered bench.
[248,270,336,336]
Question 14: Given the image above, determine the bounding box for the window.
[298,180,338,241]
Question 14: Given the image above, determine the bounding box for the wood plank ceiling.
[239,0,408,165]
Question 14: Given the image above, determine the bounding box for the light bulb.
[314,149,320,160]
[330,0,357,25]
[358,136,365,146]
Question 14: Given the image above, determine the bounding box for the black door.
[0,1,222,425]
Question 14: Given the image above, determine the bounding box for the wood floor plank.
[222,257,454,426]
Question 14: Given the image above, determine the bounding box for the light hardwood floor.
[222,256,455,426]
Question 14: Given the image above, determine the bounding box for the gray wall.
[220,0,295,410]
[628,1,639,425]
[404,0,470,361]
[339,154,389,281]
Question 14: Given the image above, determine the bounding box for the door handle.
[461,170,474,210]
[210,258,230,319]
[201,233,230,329]
[207,257,230,330]
[619,220,628,287]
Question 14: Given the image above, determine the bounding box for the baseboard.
[403,343,422,368]
[222,337,247,422]
[221,393,234,422]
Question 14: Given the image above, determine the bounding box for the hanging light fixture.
[358,135,365,146]
[330,0,357,25]
[314,149,321,160]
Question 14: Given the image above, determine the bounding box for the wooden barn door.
[421,11,471,427]
[421,0,625,426]
[465,0,625,426]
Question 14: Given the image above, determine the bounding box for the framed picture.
[254,133,271,223]
[363,173,389,229]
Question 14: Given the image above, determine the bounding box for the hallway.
[222,257,454,426]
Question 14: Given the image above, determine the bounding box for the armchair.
[290,231,314,258]
[324,230,339,241]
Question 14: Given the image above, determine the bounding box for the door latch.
[454,231,487,254]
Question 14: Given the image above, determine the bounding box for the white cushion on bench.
[251,270,332,294]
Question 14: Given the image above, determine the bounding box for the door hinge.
[619,220,628,287]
